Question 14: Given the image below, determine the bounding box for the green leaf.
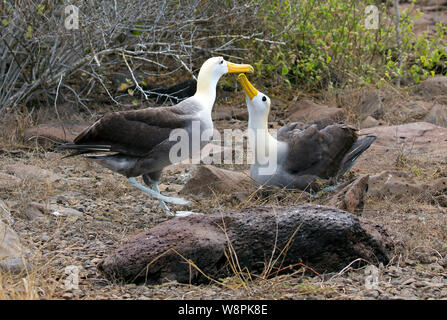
[1,19,8,26]
[37,4,45,15]
[281,65,289,76]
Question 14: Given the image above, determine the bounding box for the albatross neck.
[193,69,221,112]
[248,119,279,163]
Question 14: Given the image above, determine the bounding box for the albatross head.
[195,57,253,108]
[237,74,271,130]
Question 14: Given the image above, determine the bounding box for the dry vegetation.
[1,0,447,300]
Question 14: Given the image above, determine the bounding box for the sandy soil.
[1,85,447,300]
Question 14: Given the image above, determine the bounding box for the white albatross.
[238,74,376,192]
[58,57,253,216]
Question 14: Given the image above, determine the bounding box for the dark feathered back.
[278,123,363,179]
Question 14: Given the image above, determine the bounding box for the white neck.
[248,119,279,165]
[193,68,221,112]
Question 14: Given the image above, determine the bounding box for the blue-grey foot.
[151,183,203,217]
[174,211,204,217]
[151,182,174,217]
[128,177,190,205]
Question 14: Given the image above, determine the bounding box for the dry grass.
[1,86,447,300]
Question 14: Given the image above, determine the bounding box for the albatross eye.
[220,60,224,64]
[262,96,267,102]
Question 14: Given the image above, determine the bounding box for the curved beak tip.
[237,73,258,100]
[227,62,254,74]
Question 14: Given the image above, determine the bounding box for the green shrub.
[250,0,446,90]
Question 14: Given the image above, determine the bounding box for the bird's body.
[70,98,213,178]
[238,74,376,192]
[58,57,253,216]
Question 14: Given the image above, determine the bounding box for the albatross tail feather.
[336,135,377,179]
[56,143,112,158]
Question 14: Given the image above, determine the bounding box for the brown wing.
[72,99,200,157]
[281,123,357,179]
[277,121,312,141]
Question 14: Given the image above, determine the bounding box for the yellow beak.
[227,62,254,74]
[237,74,258,100]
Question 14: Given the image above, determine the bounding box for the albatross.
[57,57,253,216]
[237,74,376,192]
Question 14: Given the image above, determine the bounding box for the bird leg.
[151,181,174,217]
[128,177,190,206]
[140,174,202,217]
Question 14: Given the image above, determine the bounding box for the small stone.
[5,164,60,183]
[62,292,74,299]
[402,278,416,285]
[55,207,83,217]
[405,258,418,266]
[25,202,45,221]
[0,200,14,224]
[440,256,447,268]
[364,289,380,298]
[180,165,254,197]
[0,172,21,189]
[414,281,430,288]
[0,221,27,274]
[288,99,345,126]
[73,289,84,297]
[417,254,437,264]
[0,257,31,274]
[361,116,379,129]
[427,263,444,273]
[23,122,89,147]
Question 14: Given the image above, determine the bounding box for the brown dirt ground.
[1,82,447,300]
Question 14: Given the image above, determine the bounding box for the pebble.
[62,292,74,299]
[427,263,444,273]
[405,259,418,266]
[41,234,50,242]
[364,289,380,298]
[402,278,416,285]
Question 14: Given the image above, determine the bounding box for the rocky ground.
[1,72,447,300]
[1,1,447,300]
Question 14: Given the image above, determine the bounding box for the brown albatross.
[58,57,253,216]
[237,74,376,192]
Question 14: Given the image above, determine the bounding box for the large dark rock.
[288,99,345,127]
[98,205,391,284]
